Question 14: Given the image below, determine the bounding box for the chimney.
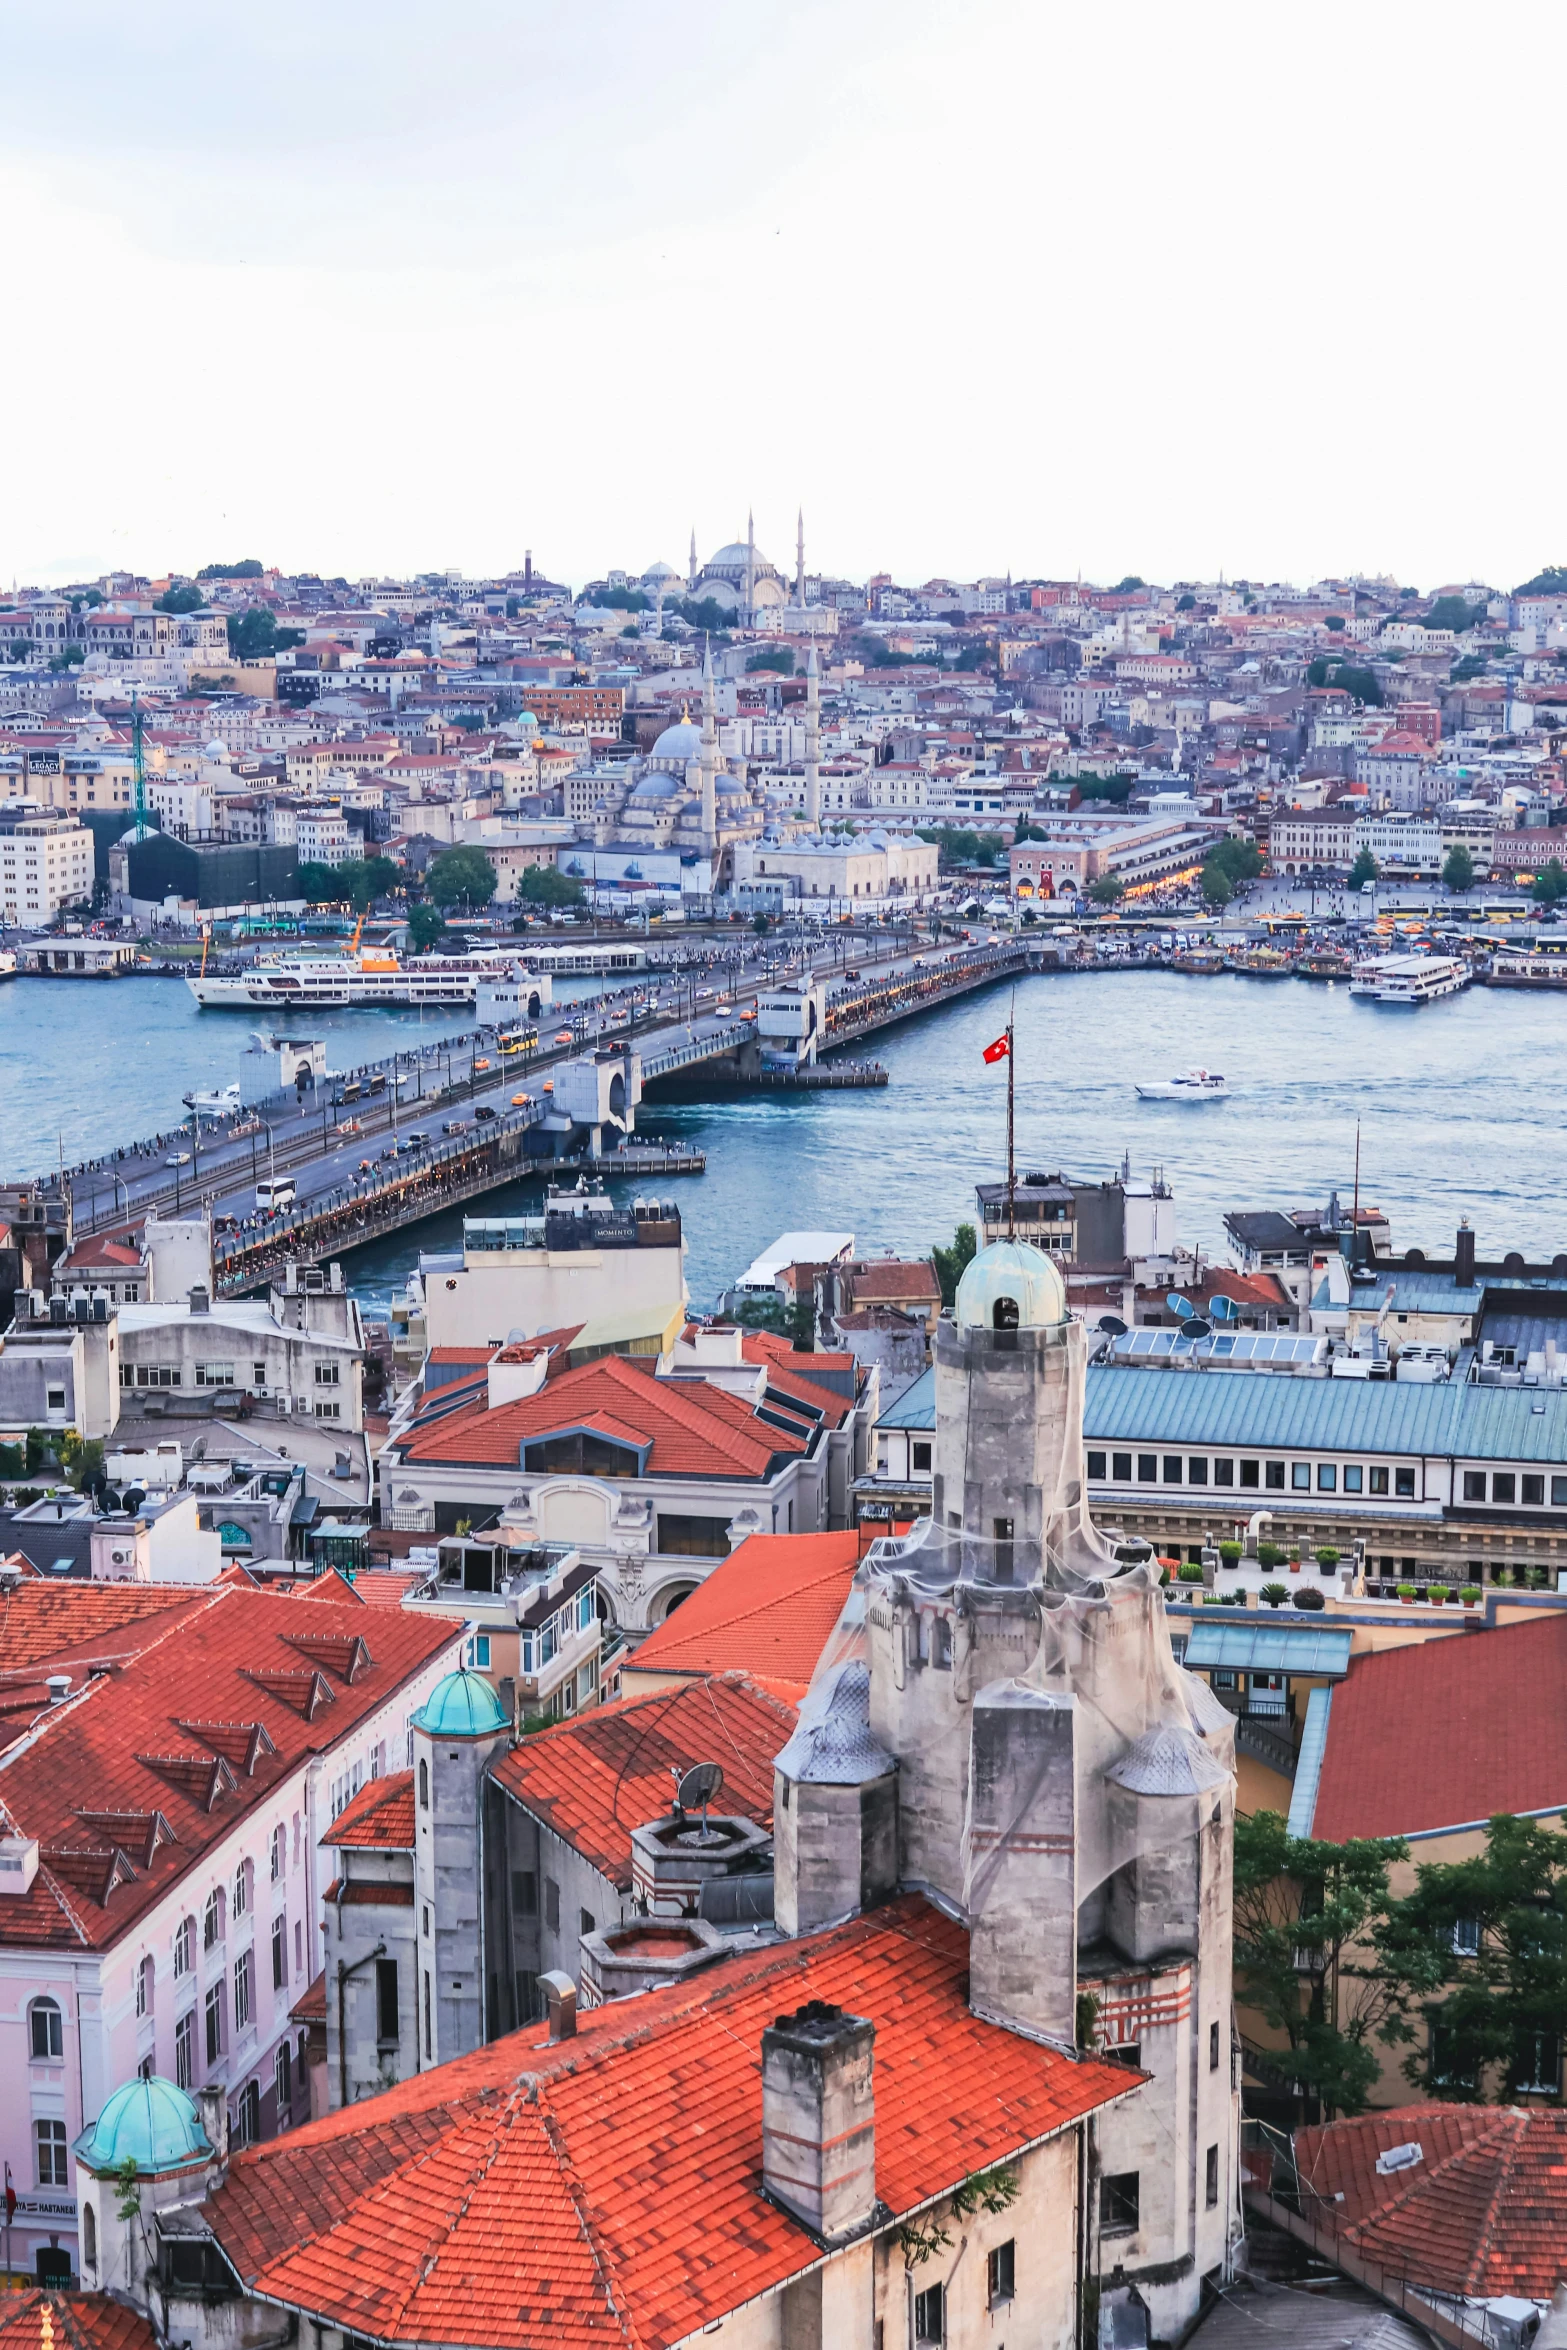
[46,1673,71,1705]
[189,1284,210,1315]
[761,2001,876,2242]
[1455,1219,1476,1289]
[195,2083,229,2185]
[540,1968,577,2041]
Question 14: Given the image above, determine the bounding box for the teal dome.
[413,1667,509,1738]
[75,2076,211,2175]
[955,1238,1067,1332]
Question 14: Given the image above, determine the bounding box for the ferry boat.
[1135,1068,1230,1101]
[186,944,552,1011]
[1348,953,1470,1005]
[1223,947,1293,978]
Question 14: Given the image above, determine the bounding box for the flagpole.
[1006,992,1016,1241]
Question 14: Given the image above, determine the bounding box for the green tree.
[516,864,586,908]
[1087,874,1125,905]
[226,607,302,660]
[585,584,649,611]
[1234,1812,1406,2117]
[932,1222,977,1308]
[58,1431,105,1492]
[730,1293,815,1351]
[746,648,794,673]
[406,903,447,950]
[426,845,498,910]
[671,596,732,634]
[339,855,402,912]
[752,911,771,935]
[1443,843,1476,894]
[1514,566,1567,597]
[1373,1814,1567,2101]
[154,582,204,614]
[8,639,29,662]
[1074,774,1136,805]
[199,559,263,579]
[1112,575,1146,593]
[1532,859,1567,905]
[915,826,1005,869]
[1175,593,1197,612]
[1205,836,1264,887]
[1424,596,1484,635]
[1348,847,1379,889]
[1306,658,1385,705]
[294,861,346,904]
[49,644,86,669]
[1324,614,1346,632]
[1200,863,1233,907]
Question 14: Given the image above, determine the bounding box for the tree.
[1348,848,1379,890]
[339,855,401,912]
[1514,566,1567,598]
[406,904,447,950]
[1200,863,1233,907]
[1234,1811,1406,2117]
[516,864,586,909]
[1113,575,1146,593]
[1175,593,1197,613]
[1443,844,1476,894]
[49,645,85,668]
[1087,874,1125,905]
[585,584,649,611]
[746,648,794,673]
[226,608,301,660]
[1425,596,1484,636]
[1205,836,1264,888]
[1373,1814,1567,2101]
[199,559,263,579]
[294,861,345,904]
[932,1222,977,1308]
[8,639,28,662]
[731,1293,815,1351]
[1074,774,1136,805]
[1532,859,1567,906]
[671,596,732,634]
[426,845,498,911]
[751,911,771,935]
[154,582,204,614]
[915,826,1005,869]
[1324,614,1346,632]
[1306,658,1385,706]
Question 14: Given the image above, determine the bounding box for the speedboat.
[1134,1069,1229,1101]
[183,1082,242,1116]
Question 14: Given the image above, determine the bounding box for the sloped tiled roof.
[1295,2105,1567,2298]
[0,2292,157,2350]
[203,1898,1138,2349]
[488,1672,796,1887]
[326,1770,416,1849]
[0,1591,458,1950]
[1309,1611,1567,1841]
[0,1581,209,1672]
[626,1530,857,1696]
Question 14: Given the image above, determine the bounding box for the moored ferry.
[186,944,552,1010]
[1347,952,1469,1005]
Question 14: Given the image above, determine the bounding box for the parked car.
[474,1104,497,1121]
[406,1130,431,1146]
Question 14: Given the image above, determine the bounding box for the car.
[406,1130,431,1146]
[213,1213,239,1234]
[715,1005,735,1020]
[164,1152,191,1167]
[511,1092,530,1106]
[474,1104,497,1121]
[553,1028,574,1045]
[442,1118,471,1135]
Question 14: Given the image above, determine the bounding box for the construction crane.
[126,690,155,840]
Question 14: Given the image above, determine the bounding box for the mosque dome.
[631,770,681,801]
[203,738,228,760]
[715,773,744,798]
[75,2077,211,2176]
[641,559,678,585]
[412,1668,509,1738]
[650,718,702,764]
[954,1238,1067,1333]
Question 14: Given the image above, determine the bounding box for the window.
[1395,1467,1416,1498]
[1316,1463,1336,1491]
[314,1362,341,1386]
[376,1958,399,2045]
[913,2281,945,2344]
[987,2239,1015,2306]
[545,1878,560,1932]
[423,1971,432,2057]
[1514,2029,1560,2095]
[1162,1457,1183,1485]
[1101,2172,1140,2235]
[204,1889,224,1949]
[195,1362,236,1387]
[1463,1471,1486,1502]
[1291,1462,1311,1490]
[1214,1459,1235,1486]
[233,1862,250,1920]
[1493,1473,1517,1504]
[83,2201,97,2271]
[1524,1475,1545,1506]
[1452,1917,1481,1957]
[1210,2020,1221,2071]
[1265,1461,1285,1490]
[275,2040,292,2113]
[418,1758,429,1808]
[205,1980,225,2065]
[1187,1457,1209,1486]
[1112,1452,1132,1481]
[29,1997,63,2060]
[1137,1454,1157,1483]
[136,1956,153,2020]
[1344,1464,1363,1493]
[234,1950,251,2034]
[992,1515,1014,1580]
[1369,1465,1389,1495]
[1554,1476,1567,1508]
[272,1916,287,1992]
[175,2010,195,2090]
[1429,2023,1476,2092]
[1206,2144,1219,2207]
[235,2080,260,2149]
[1087,1451,1106,1479]
[511,1870,538,1917]
[1108,2042,1141,2070]
[294,1921,303,1976]
[34,2119,67,2187]
[1239,1459,1260,1489]
[655,1512,731,1558]
[270,1824,286,1883]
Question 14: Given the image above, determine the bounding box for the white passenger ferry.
[186,944,552,1011]
[1347,953,1470,1005]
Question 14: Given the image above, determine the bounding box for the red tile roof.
[203,1897,1137,2349]
[626,1530,858,1695]
[326,1770,415,1849]
[488,1672,796,1887]
[392,1352,813,1477]
[0,2292,157,2350]
[0,1590,458,1950]
[1309,1611,1567,1841]
[0,1582,209,1671]
[1295,2105,1567,2298]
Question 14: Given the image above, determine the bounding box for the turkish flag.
[982,1033,1010,1064]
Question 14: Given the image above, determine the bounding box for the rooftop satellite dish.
[1184,1318,1212,1340]
[1097,1315,1128,1337]
[1167,1293,1196,1320]
[673,1761,724,1835]
[1207,1293,1239,1322]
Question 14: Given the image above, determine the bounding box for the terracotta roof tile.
[626,1531,857,1691]
[205,1898,1137,2349]
[326,1770,415,1849]
[0,1582,207,1673]
[0,2291,158,2350]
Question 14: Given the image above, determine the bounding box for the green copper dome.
[412,1667,509,1738]
[954,1238,1067,1332]
[75,2076,212,2175]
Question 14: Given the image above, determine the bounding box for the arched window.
[136,1955,154,2019]
[992,1295,1020,1331]
[203,1888,224,1949]
[418,1757,429,1808]
[29,1997,63,2060]
[174,1917,194,1977]
[83,2203,97,2271]
[234,2079,260,2149]
[275,2039,292,2114]
[233,1860,251,1920]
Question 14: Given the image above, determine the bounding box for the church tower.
[804,642,821,830]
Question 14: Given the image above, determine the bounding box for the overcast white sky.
[3,1,1562,593]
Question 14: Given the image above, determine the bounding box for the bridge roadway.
[59,929,1031,1282]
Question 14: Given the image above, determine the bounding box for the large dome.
[76,2076,211,2176]
[413,1667,509,1738]
[631,770,680,801]
[641,559,678,585]
[954,1238,1066,1333]
[650,718,702,764]
[706,541,776,573]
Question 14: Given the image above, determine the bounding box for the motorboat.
[183,1082,243,1117]
[1134,1069,1230,1101]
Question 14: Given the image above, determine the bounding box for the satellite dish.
[673,1761,724,1827]
[1167,1293,1195,1320]
[1207,1293,1239,1322]
[1184,1318,1212,1340]
[1097,1314,1128,1337]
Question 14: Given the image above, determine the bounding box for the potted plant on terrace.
[1259,1582,1290,1609]
[1396,1582,1417,1605]
[1314,1546,1341,1576]
[1218,1541,1244,1568]
[1460,1585,1483,1609]
[1257,1542,1287,1571]
[1177,1562,1205,1585]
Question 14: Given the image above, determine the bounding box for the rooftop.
[1083,1362,1567,1463]
[626,1530,859,1696]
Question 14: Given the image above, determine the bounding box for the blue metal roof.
[1288,1686,1333,1836]
[1182,1623,1352,1678]
[1084,1365,1567,1464]
[877,1366,936,1430]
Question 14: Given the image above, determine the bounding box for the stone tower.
[412,1668,511,2068]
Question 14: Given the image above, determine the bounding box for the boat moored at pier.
[187,944,553,1011]
[1348,953,1470,1004]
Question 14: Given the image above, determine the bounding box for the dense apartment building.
[0,803,94,922]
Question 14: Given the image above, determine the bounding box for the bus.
[255,1177,296,1214]
[499,1026,539,1058]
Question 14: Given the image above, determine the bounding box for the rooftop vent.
[46,1673,72,1705]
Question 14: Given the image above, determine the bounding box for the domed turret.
[75,2076,211,2176]
[954,1238,1066,1333]
[412,1668,508,1738]
[649,716,702,766]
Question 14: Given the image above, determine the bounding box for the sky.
[4,1,1565,595]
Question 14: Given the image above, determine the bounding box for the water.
[5,970,1564,1307]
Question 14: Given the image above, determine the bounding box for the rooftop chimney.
[46,1673,72,1705]
[540,1968,577,2041]
[1455,1219,1476,1290]
[189,1284,210,1316]
[761,2001,876,2243]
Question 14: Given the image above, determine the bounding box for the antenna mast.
[1352,1120,1361,1257]
[1006,989,1016,1240]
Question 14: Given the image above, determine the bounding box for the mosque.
[637,511,804,625]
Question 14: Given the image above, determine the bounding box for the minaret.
[744,509,756,627]
[688,529,698,594]
[804,642,821,832]
[795,508,805,607]
[699,638,719,857]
